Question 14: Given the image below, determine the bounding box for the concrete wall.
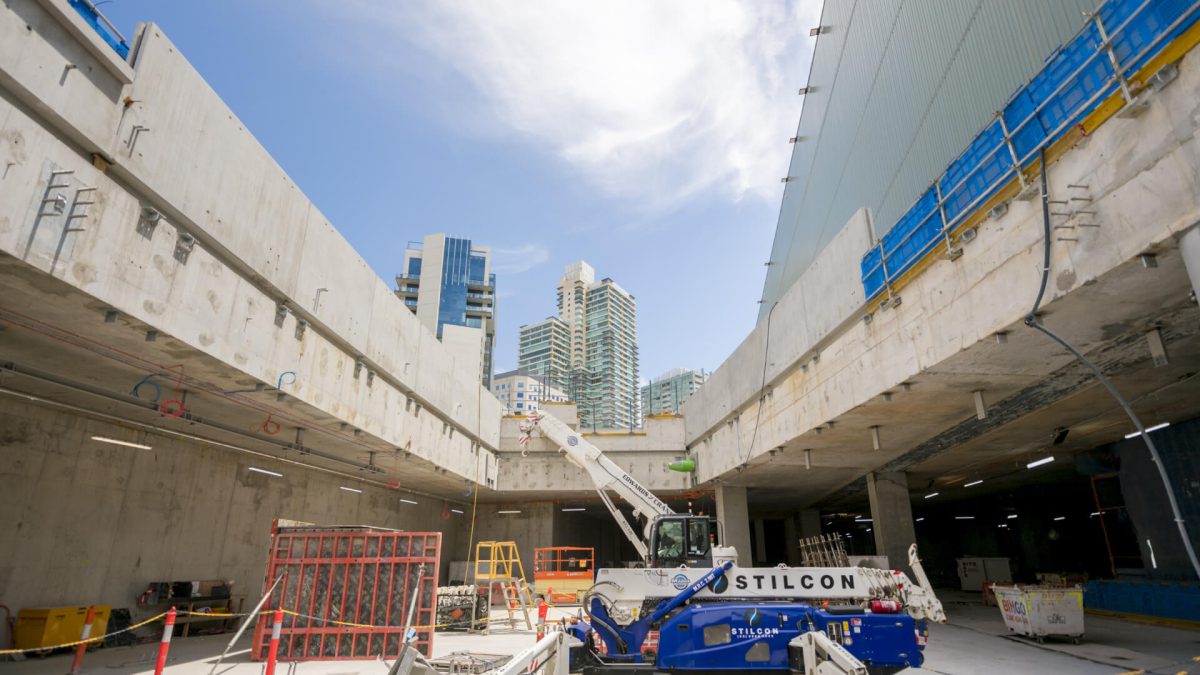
[468,504,555,581]
[495,415,691,492]
[0,397,463,614]
[684,43,1200,484]
[0,4,502,485]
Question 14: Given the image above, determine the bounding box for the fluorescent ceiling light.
[997,524,1007,528]
[562,508,586,512]
[964,480,983,487]
[92,435,151,450]
[1007,514,1018,520]
[924,492,939,499]
[339,486,362,494]
[1090,511,1101,517]
[1026,456,1055,469]
[1054,516,1066,521]
[497,510,521,514]
[450,508,464,514]
[400,498,418,505]
[955,516,974,520]
[915,517,925,522]
[865,528,872,532]
[248,466,282,477]
[854,517,872,523]
[1125,422,1170,439]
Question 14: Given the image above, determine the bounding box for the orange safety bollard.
[153,607,176,675]
[264,608,283,675]
[68,605,96,675]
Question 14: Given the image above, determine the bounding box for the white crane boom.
[519,410,673,559]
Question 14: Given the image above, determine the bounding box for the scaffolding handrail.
[859,0,1200,302]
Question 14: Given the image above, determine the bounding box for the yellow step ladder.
[472,541,534,634]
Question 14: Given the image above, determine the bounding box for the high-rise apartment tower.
[518,261,638,429]
[396,234,496,387]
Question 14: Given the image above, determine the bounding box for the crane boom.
[519,410,673,558]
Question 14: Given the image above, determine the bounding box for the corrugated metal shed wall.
[760,0,1097,318]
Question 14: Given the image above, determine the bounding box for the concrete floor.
[1,601,1196,674]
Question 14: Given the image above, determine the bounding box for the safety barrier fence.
[861,0,1200,306]
[1084,579,1200,622]
[66,0,130,59]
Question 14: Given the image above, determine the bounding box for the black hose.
[1025,152,1053,324]
[1025,150,1200,579]
[582,584,628,654]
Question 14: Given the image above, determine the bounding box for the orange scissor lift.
[533,547,595,605]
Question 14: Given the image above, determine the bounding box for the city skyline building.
[641,368,709,416]
[517,316,571,394]
[517,261,639,429]
[491,368,568,415]
[395,233,497,387]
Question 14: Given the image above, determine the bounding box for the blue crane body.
[570,562,926,673]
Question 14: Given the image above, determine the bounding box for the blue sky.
[101,1,820,382]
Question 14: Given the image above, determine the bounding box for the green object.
[667,459,696,473]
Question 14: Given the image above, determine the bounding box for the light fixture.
[339,486,362,494]
[955,516,974,520]
[997,524,1008,529]
[1054,516,1066,521]
[1026,456,1055,469]
[562,508,586,512]
[249,466,283,477]
[400,498,418,505]
[1090,511,1102,517]
[91,435,152,450]
[450,508,464,514]
[854,517,872,523]
[964,479,983,487]
[865,528,872,532]
[924,492,939,499]
[1125,422,1169,439]
[915,517,925,522]
[497,510,521,514]
[1007,514,1018,520]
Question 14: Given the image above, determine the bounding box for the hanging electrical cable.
[739,300,779,467]
[1025,149,1200,580]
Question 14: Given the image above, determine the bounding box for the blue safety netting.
[861,0,1199,301]
[68,0,130,60]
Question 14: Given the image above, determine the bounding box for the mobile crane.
[518,410,945,673]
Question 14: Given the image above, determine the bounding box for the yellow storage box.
[15,606,111,650]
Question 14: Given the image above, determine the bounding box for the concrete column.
[1182,225,1200,300]
[783,515,801,565]
[716,485,752,566]
[753,519,768,564]
[867,471,917,575]
[799,509,822,539]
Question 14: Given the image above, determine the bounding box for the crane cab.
[647,514,715,568]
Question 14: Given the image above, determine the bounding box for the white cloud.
[327,0,821,210]
[491,243,550,274]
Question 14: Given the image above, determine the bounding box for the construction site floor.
[0,600,1196,674]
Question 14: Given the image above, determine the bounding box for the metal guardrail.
[861,0,1200,303]
[67,0,129,59]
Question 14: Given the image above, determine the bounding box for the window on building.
[516,403,524,409]
[517,393,524,399]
